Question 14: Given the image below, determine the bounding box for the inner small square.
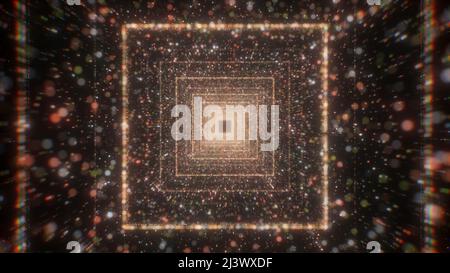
[190,92,259,160]
[173,76,277,177]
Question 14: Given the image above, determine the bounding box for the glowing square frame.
[175,76,275,176]
[161,68,282,189]
[121,23,329,231]
[189,92,260,160]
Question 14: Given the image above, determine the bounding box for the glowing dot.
[94,215,102,224]
[58,107,69,118]
[401,120,414,131]
[88,230,96,238]
[440,68,450,83]
[58,167,69,178]
[74,66,83,75]
[276,236,283,243]
[77,78,86,86]
[356,81,365,91]
[68,137,77,146]
[356,10,365,20]
[91,101,99,111]
[183,247,192,253]
[90,190,97,198]
[68,188,77,198]
[41,139,53,150]
[50,113,61,124]
[342,113,350,121]
[226,0,236,7]
[48,157,61,168]
[246,1,254,11]
[393,101,405,111]
[426,204,444,223]
[360,200,370,208]
[18,154,34,167]
[380,133,390,143]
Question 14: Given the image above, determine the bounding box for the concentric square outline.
[186,85,268,160]
[159,70,285,191]
[188,92,260,160]
[121,23,329,231]
[175,76,275,176]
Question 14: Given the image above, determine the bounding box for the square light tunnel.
[121,23,329,230]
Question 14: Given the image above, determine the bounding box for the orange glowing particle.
[342,113,350,121]
[89,189,97,198]
[203,246,211,253]
[94,215,102,224]
[99,6,109,16]
[331,90,338,96]
[50,112,61,124]
[88,230,96,238]
[183,247,192,253]
[17,154,34,167]
[428,157,442,171]
[70,153,82,162]
[357,10,365,20]
[356,81,365,91]
[403,228,412,236]
[68,188,77,198]
[428,204,445,223]
[44,195,54,202]
[91,101,99,111]
[401,120,414,131]
[48,157,61,168]
[230,240,238,247]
